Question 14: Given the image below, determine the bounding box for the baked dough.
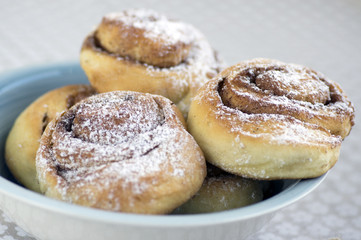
[174,164,263,214]
[187,58,354,179]
[80,9,224,118]
[36,91,206,214]
[5,85,95,192]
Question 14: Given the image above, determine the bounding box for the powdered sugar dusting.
[211,58,354,143]
[90,9,224,117]
[194,72,348,147]
[105,9,196,45]
[255,67,330,104]
[229,114,339,146]
[145,34,220,86]
[104,9,223,116]
[36,91,205,211]
[144,28,223,115]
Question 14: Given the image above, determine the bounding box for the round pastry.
[80,8,224,118]
[174,164,263,214]
[5,85,95,192]
[187,58,355,180]
[36,91,206,214]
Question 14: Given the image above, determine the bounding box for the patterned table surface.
[0,0,360,239]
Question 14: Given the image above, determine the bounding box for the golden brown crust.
[187,58,354,180]
[36,91,206,214]
[174,165,263,214]
[96,9,193,67]
[218,58,354,139]
[80,9,224,118]
[5,85,95,192]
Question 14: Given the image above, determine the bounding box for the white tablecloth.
[0,0,360,239]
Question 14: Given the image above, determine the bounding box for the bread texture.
[5,85,95,192]
[36,91,206,214]
[80,9,224,118]
[187,58,354,179]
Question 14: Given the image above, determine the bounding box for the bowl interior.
[0,62,326,226]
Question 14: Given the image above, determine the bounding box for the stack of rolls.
[4,9,355,215]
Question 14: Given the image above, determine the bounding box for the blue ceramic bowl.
[0,62,326,240]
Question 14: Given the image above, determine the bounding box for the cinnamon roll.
[174,164,263,214]
[5,85,95,192]
[80,9,223,118]
[187,58,355,180]
[36,91,206,214]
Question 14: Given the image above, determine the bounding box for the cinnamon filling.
[50,93,167,177]
[219,65,335,115]
[93,9,196,68]
[66,89,96,109]
[71,94,165,145]
[41,113,49,133]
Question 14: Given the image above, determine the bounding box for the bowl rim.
[0,62,327,227]
[0,175,326,227]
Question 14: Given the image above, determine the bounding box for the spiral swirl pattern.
[36,91,206,214]
[80,9,224,118]
[5,85,95,192]
[187,58,354,179]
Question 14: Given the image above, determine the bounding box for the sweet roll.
[80,9,224,117]
[5,85,95,192]
[187,58,354,179]
[36,91,206,214]
[174,164,263,214]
